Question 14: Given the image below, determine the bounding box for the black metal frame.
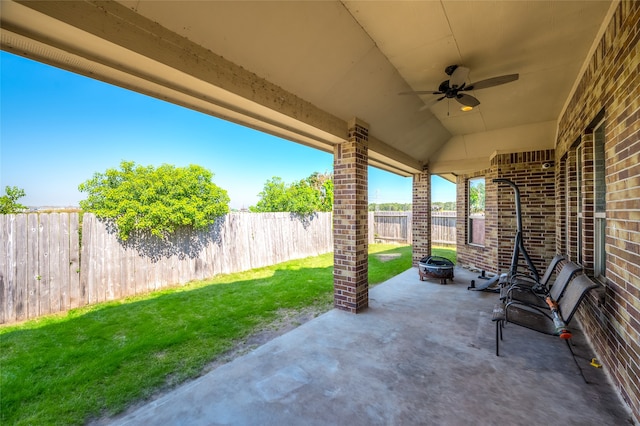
[493,178,541,286]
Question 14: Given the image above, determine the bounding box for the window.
[593,120,606,280]
[468,177,485,246]
[576,145,583,265]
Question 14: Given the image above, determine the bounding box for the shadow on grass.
[0,263,334,426]
[1,245,420,425]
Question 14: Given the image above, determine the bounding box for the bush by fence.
[1,210,455,324]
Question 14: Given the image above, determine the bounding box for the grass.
[430,246,456,264]
[0,244,453,425]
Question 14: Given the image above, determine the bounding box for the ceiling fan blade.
[456,94,480,107]
[418,96,445,111]
[398,90,441,95]
[450,66,469,88]
[466,74,519,90]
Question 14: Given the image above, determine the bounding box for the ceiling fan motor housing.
[438,80,463,98]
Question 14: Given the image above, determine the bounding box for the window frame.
[468,177,485,247]
[593,119,607,282]
[576,145,583,266]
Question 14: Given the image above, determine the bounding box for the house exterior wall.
[493,150,557,274]
[456,150,556,277]
[456,169,497,273]
[555,1,640,421]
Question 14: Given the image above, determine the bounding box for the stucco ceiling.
[0,0,615,179]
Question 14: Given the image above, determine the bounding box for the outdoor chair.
[502,261,582,309]
[500,254,566,300]
[493,273,598,356]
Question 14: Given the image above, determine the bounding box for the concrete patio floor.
[107,267,634,426]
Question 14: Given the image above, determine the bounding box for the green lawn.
[0,244,454,425]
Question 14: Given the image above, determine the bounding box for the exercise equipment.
[470,178,539,292]
[494,178,541,286]
[468,273,501,292]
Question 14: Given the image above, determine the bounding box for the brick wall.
[456,150,556,276]
[456,169,497,273]
[493,150,557,275]
[555,1,640,421]
[412,170,431,266]
[333,118,369,313]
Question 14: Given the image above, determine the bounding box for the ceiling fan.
[399,65,519,110]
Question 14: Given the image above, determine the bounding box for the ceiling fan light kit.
[399,64,519,110]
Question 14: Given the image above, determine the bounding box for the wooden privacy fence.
[368,211,412,242]
[1,212,332,324]
[1,211,455,324]
[369,211,457,245]
[0,213,81,324]
[431,211,457,245]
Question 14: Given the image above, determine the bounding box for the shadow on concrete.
[107,267,634,425]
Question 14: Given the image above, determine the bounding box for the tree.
[250,172,333,214]
[0,186,28,214]
[368,202,412,211]
[469,181,485,214]
[432,201,456,212]
[78,161,229,240]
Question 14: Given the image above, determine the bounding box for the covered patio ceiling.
[0,1,615,180]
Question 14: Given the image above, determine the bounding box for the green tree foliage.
[368,202,412,212]
[250,172,333,214]
[432,201,456,211]
[0,186,28,214]
[469,181,485,213]
[78,161,229,240]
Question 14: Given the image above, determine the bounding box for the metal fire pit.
[418,256,455,284]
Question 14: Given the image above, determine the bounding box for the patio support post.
[412,168,431,266]
[333,117,369,313]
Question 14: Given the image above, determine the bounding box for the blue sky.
[1,51,455,209]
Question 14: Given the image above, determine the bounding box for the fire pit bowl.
[418,256,455,284]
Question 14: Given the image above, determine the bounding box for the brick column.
[412,169,431,266]
[333,118,369,313]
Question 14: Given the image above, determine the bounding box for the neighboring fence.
[0,212,332,324]
[431,211,457,246]
[368,211,412,243]
[369,211,457,246]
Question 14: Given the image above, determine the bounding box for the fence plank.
[105,224,118,301]
[68,213,80,308]
[61,213,72,309]
[82,214,95,304]
[0,215,8,323]
[38,213,51,316]
[50,213,62,313]
[12,215,25,321]
[27,214,39,319]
